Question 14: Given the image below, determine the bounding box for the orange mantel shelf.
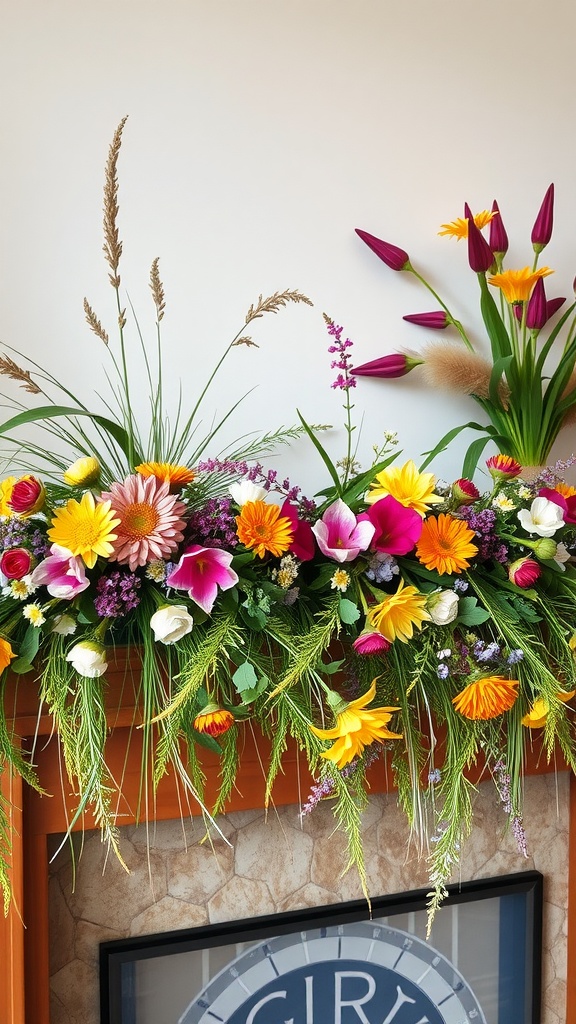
[1,654,574,1024]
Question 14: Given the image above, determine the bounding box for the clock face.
[179,922,487,1024]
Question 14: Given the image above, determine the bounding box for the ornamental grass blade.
[419,421,490,471]
[297,410,342,496]
[0,405,143,466]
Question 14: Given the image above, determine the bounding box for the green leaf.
[0,406,143,466]
[232,661,259,693]
[297,409,342,496]
[192,730,223,754]
[319,659,345,675]
[19,624,40,665]
[419,421,492,472]
[478,274,512,363]
[339,598,360,624]
[455,596,490,626]
[9,658,35,675]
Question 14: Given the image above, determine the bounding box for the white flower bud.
[150,604,193,644]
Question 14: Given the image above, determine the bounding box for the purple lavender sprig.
[494,759,528,858]
[196,458,315,516]
[94,570,142,618]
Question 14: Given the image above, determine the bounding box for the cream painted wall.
[1,1,576,494]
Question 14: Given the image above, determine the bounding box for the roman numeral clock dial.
[179,923,486,1024]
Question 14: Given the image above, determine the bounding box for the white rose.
[66,641,108,677]
[427,589,459,626]
[150,604,193,644]
[229,479,268,506]
[52,614,77,636]
[517,497,565,537]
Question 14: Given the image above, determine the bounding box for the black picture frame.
[100,869,543,1024]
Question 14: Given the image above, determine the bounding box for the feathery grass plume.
[232,335,258,347]
[149,258,165,322]
[421,341,510,406]
[561,368,576,426]
[0,355,41,394]
[83,298,110,345]
[245,289,313,324]
[103,116,128,289]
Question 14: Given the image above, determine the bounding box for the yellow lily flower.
[310,680,402,769]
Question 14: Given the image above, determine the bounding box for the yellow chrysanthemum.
[0,638,16,673]
[366,460,442,517]
[135,461,195,491]
[488,266,553,304]
[416,514,478,575]
[452,676,519,720]
[438,210,496,240]
[309,680,402,768]
[48,492,120,569]
[367,579,430,643]
[0,476,16,517]
[236,500,294,558]
[521,689,575,729]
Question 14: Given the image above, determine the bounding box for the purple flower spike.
[531,183,554,252]
[402,311,448,329]
[355,228,411,272]
[489,200,509,255]
[351,353,423,378]
[465,205,494,273]
[526,277,547,330]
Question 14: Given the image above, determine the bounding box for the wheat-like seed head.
[83,299,109,345]
[232,336,258,347]
[0,355,41,394]
[245,289,313,324]
[421,341,510,407]
[102,116,128,289]
[149,258,165,322]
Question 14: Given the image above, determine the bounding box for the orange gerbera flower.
[193,705,235,736]
[438,209,496,240]
[135,461,195,491]
[416,514,477,575]
[452,676,519,720]
[553,481,576,499]
[488,266,553,304]
[367,579,430,643]
[309,680,402,768]
[236,500,294,558]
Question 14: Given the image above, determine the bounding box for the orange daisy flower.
[488,266,553,304]
[236,500,294,558]
[367,579,430,643]
[416,514,477,575]
[452,676,519,720]
[193,705,235,736]
[553,481,576,499]
[135,461,195,491]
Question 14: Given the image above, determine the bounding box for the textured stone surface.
[48,773,569,1023]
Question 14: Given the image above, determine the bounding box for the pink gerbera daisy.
[100,474,187,571]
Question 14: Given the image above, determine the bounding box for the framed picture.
[100,869,542,1024]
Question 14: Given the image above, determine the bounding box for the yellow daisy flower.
[416,513,478,575]
[310,680,402,769]
[366,460,442,517]
[367,579,430,643]
[438,210,496,240]
[236,500,294,559]
[488,266,553,304]
[48,492,120,569]
[452,676,518,720]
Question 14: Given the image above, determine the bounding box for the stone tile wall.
[49,772,569,1023]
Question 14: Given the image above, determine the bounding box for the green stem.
[409,268,474,350]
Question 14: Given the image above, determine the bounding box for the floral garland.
[1,123,576,933]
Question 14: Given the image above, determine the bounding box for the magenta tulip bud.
[402,311,449,329]
[508,556,541,588]
[489,200,509,256]
[526,277,547,330]
[353,630,392,656]
[355,228,411,272]
[546,296,566,320]
[465,204,494,273]
[351,353,424,378]
[531,183,554,252]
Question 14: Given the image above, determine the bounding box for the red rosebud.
[531,183,554,252]
[0,547,33,580]
[508,556,541,588]
[8,475,45,517]
[402,311,448,329]
[351,353,423,378]
[355,228,411,272]
[465,203,494,273]
[352,630,392,656]
[489,200,509,256]
[452,478,480,506]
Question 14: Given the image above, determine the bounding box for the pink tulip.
[531,183,554,251]
[312,499,375,563]
[166,545,239,614]
[355,229,411,272]
[358,495,422,555]
[31,544,90,599]
[351,353,423,378]
[280,500,316,561]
